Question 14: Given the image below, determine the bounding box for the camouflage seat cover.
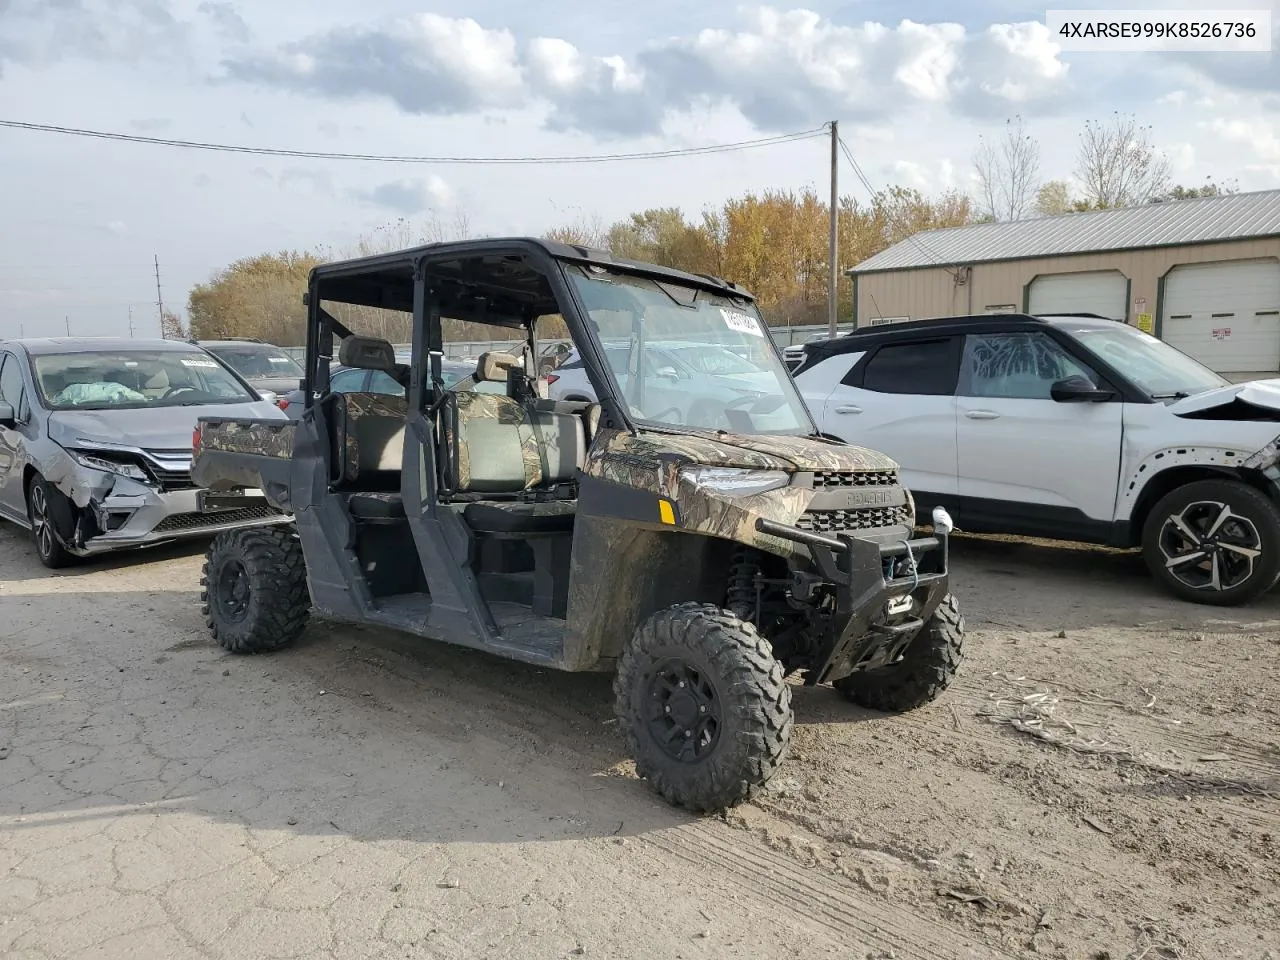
[331,392,408,488]
[443,391,586,494]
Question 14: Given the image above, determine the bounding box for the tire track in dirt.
[638,821,1018,960]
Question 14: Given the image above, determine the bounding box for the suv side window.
[0,353,27,417]
[367,370,405,397]
[856,339,959,395]
[958,332,1099,400]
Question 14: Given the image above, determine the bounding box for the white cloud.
[890,157,957,192]
[1208,118,1280,163]
[1158,90,1186,106]
[354,176,456,215]
[221,7,1074,137]
[961,22,1069,109]
[226,13,524,115]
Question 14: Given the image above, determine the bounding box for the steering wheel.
[162,385,199,400]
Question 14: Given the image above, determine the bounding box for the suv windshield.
[32,350,259,410]
[563,264,813,435]
[205,344,303,379]
[1067,323,1229,398]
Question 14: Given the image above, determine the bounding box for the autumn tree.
[1157,178,1240,201]
[974,115,1041,221]
[1074,113,1172,208]
[159,308,188,340]
[187,251,323,346]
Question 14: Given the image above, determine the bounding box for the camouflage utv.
[191,239,966,812]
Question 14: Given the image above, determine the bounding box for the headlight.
[679,466,790,496]
[67,450,151,483]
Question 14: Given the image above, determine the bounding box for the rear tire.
[201,527,310,653]
[615,603,793,813]
[835,594,965,712]
[1141,478,1280,606]
[26,474,74,569]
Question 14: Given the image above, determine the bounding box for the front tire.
[201,527,310,653]
[1141,479,1280,606]
[835,594,965,712]
[614,603,793,813]
[26,474,74,569]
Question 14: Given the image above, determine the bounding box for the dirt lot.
[0,523,1276,960]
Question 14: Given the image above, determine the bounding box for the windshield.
[1068,323,1229,398]
[563,264,814,435]
[32,350,260,411]
[206,344,304,379]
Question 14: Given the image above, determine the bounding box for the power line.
[837,135,956,271]
[0,119,828,165]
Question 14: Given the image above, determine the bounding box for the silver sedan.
[0,337,289,568]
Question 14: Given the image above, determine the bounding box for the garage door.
[1027,270,1128,320]
[1161,258,1280,374]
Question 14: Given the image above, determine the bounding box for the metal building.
[846,188,1280,375]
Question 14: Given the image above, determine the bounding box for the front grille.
[143,449,196,491]
[152,504,279,534]
[813,470,898,488]
[796,504,912,533]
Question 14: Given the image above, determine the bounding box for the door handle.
[965,409,1000,420]
[833,404,862,414]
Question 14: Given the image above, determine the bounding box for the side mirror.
[1051,375,1114,403]
[655,367,680,381]
[0,401,13,429]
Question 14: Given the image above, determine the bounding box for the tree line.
[187,113,1232,345]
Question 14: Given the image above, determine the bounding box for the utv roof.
[308,236,754,311]
[12,337,204,356]
[803,313,1122,361]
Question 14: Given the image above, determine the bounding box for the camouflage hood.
[590,427,898,474]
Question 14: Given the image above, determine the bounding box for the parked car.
[0,337,287,567]
[195,339,305,401]
[546,340,787,428]
[792,311,1280,605]
[784,332,834,371]
[276,357,501,418]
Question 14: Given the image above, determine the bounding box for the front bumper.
[73,484,288,556]
[755,517,951,686]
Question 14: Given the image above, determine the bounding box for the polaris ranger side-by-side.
[190,239,966,812]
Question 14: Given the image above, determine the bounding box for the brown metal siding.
[855,238,1280,326]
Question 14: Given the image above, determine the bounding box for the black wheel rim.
[643,658,722,763]
[214,558,252,624]
[1158,500,1262,592]
[30,484,55,559]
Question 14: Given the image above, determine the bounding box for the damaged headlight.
[679,466,790,496]
[67,450,151,483]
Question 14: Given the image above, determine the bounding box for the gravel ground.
[0,523,1276,960]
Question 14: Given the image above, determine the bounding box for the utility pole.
[128,306,135,339]
[154,255,166,337]
[828,119,839,340]
[65,315,70,336]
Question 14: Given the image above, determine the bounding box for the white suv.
[793,312,1280,606]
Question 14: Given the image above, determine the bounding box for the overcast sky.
[1,0,1277,339]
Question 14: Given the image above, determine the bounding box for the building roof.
[849,188,1280,274]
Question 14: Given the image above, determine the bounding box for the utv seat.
[443,390,586,505]
[328,391,409,519]
[443,389,586,617]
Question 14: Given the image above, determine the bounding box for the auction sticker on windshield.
[180,357,220,368]
[720,307,764,337]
